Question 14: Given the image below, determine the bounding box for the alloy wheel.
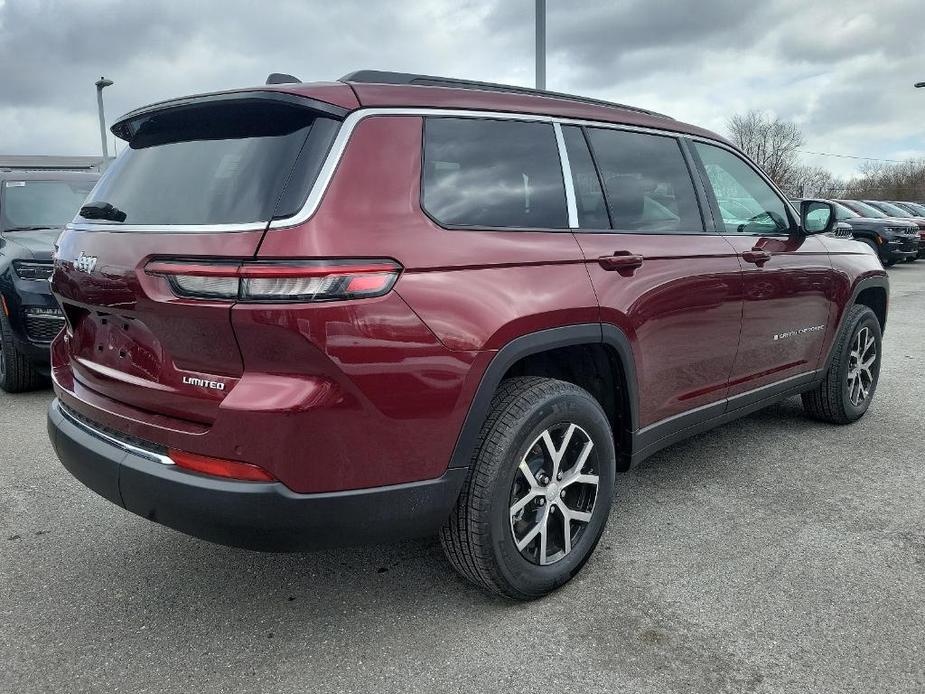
[509,422,599,566]
[846,326,876,407]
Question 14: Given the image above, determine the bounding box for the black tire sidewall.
[0,313,11,387]
[486,389,615,598]
[837,308,882,420]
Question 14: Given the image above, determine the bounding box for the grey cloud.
[0,0,921,177]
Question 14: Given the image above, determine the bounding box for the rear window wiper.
[4,225,56,232]
[80,201,127,223]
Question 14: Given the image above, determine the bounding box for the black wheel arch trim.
[823,275,889,372]
[447,323,639,469]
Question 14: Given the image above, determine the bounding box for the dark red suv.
[48,71,888,599]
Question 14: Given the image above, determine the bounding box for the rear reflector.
[169,449,276,482]
[146,258,401,302]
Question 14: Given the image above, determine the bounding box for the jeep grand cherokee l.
[0,170,98,391]
[48,71,888,599]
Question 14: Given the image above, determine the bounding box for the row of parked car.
[794,197,925,266]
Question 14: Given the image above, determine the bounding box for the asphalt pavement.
[1,264,923,694]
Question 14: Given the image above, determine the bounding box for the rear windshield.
[1,179,96,231]
[80,100,340,227]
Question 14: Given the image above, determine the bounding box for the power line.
[798,150,911,164]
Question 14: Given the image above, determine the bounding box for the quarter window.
[694,143,791,234]
[585,128,703,233]
[422,118,568,229]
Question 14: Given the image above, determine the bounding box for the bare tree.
[727,110,804,186]
[787,165,845,198]
[843,159,925,201]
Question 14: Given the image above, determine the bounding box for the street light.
[95,77,114,160]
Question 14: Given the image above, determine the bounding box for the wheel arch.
[822,275,889,373]
[855,284,888,332]
[447,324,638,472]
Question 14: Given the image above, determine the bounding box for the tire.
[0,312,46,393]
[440,377,616,600]
[906,256,917,263]
[801,305,882,424]
[885,259,897,267]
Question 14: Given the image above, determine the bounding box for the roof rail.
[339,70,672,119]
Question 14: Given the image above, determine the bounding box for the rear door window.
[585,128,704,233]
[561,126,610,229]
[422,117,568,229]
[80,100,340,227]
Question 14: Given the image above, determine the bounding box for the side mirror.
[800,200,836,235]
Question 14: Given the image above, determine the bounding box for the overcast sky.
[0,0,922,178]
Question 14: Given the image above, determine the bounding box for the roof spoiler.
[110,91,348,141]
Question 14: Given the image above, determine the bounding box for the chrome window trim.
[552,122,579,228]
[66,107,725,234]
[59,405,174,466]
[67,221,268,233]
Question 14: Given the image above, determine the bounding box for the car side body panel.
[574,232,745,428]
[722,234,835,395]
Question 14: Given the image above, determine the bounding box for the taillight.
[145,258,401,302]
[169,449,276,482]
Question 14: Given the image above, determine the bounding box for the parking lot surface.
[1,265,923,694]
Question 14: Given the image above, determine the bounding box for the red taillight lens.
[169,449,276,482]
[145,258,401,302]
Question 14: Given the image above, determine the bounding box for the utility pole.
[535,0,546,90]
[95,77,114,160]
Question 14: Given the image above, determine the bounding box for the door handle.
[741,250,771,266]
[598,253,644,272]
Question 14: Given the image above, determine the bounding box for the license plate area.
[70,310,165,382]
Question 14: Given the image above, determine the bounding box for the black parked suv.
[0,170,98,391]
[891,201,925,257]
[833,199,920,266]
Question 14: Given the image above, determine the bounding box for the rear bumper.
[48,398,467,551]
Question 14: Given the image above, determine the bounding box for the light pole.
[535,0,545,90]
[95,77,114,160]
